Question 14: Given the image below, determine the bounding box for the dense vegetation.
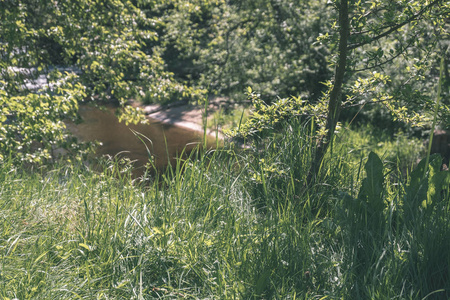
[1,0,449,163]
[4,122,449,299]
[1,0,450,298]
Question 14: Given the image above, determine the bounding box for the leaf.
[79,243,91,251]
[405,155,440,207]
[7,234,21,256]
[34,251,49,264]
[354,152,386,233]
[427,155,450,208]
[358,151,384,206]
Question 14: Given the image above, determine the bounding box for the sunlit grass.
[208,105,250,133]
[1,120,449,299]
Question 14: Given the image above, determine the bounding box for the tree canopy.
[0,0,449,164]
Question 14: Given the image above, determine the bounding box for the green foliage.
[226,88,311,139]
[228,0,448,173]
[2,0,448,163]
[339,125,425,174]
[0,71,95,164]
[2,1,450,297]
[341,0,450,128]
[3,120,449,298]
[335,150,450,298]
[151,0,333,102]
[0,0,210,163]
[358,151,384,215]
[208,103,250,132]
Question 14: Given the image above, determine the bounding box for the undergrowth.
[1,120,449,299]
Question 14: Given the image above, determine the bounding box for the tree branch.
[347,0,442,51]
[351,38,415,73]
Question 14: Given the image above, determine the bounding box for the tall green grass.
[1,118,449,299]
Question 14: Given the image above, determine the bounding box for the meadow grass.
[1,119,450,299]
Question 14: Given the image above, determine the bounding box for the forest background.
[1,0,449,163]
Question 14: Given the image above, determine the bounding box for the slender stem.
[203,96,209,149]
[424,55,445,177]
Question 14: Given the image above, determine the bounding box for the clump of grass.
[335,124,425,180]
[209,105,250,133]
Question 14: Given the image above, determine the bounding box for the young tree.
[311,0,449,182]
[230,0,448,184]
[309,0,349,182]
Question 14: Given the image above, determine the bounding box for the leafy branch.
[347,0,443,50]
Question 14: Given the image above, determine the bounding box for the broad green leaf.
[427,156,450,208]
[405,155,441,207]
[358,151,384,206]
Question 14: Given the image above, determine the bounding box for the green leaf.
[358,151,384,206]
[405,155,440,207]
[426,155,450,208]
[79,243,91,251]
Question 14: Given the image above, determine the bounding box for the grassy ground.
[1,119,450,299]
[208,105,250,133]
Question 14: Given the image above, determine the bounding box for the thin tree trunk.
[307,0,349,185]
